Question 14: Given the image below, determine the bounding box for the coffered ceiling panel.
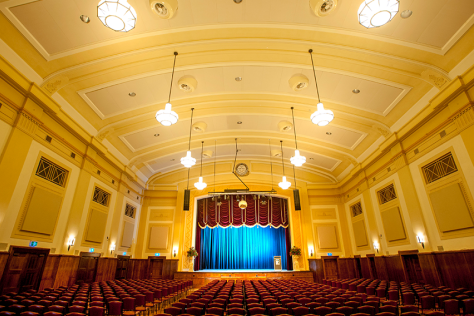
[120,114,365,152]
[4,0,474,57]
[82,65,407,118]
[145,143,341,174]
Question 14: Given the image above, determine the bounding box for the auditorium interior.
[1,0,474,315]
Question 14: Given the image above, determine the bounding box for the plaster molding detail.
[422,69,451,90]
[16,111,41,136]
[452,105,474,132]
[41,75,69,96]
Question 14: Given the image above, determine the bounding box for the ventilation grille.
[92,187,111,207]
[350,202,363,217]
[35,157,69,187]
[125,203,136,218]
[377,184,397,205]
[50,248,56,254]
[437,246,444,251]
[422,152,458,184]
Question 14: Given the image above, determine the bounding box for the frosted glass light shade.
[358,0,399,28]
[155,103,179,126]
[194,177,207,190]
[311,103,334,126]
[97,0,137,32]
[291,149,306,167]
[238,200,247,209]
[180,151,196,168]
[279,176,291,190]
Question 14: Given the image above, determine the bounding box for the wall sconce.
[373,241,379,253]
[417,234,425,249]
[67,238,75,251]
[309,247,314,257]
[173,247,178,258]
[110,243,116,254]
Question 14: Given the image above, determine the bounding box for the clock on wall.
[235,163,249,177]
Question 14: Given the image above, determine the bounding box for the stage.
[174,269,314,287]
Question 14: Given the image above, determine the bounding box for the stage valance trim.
[197,195,289,229]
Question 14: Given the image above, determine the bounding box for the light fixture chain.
[200,141,204,176]
[268,139,274,191]
[188,108,194,150]
[280,140,285,176]
[168,52,178,103]
[309,49,321,103]
[293,164,297,187]
[291,107,298,149]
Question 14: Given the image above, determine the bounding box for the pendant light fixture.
[155,52,179,126]
[290,107,306,167]
[194,141,207,190]
[97,0,137,32]
[278,141,291,190]
[358,0,399,29]
[180,108,196,168]
[309,49,334,127]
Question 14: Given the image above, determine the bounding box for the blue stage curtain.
[199,226,287,270]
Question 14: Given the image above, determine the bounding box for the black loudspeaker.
[183,189,191,211]
[293,189,301,211]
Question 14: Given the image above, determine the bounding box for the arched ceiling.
[2,0,474,188]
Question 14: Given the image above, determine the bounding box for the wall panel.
[360,258,371,278]
[95,258,117,282]
[374,256,389,281]
[385,255,405,283]
[127,259,148,279]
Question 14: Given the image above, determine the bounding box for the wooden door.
[76,252,100,284]
[147,256,165,279]
[322,257,339,280]
[115,255,130,279]
[1,246,49,294]
[368,256,378,279]
[354,257,362,278]
[403,255,424,284]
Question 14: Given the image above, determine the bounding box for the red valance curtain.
[197,195,289,228]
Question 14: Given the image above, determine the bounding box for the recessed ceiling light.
[154,133,160,137]
[401,10,413,19]
[171,159,175,161]
[235,77,242,81]
[129,92,136,97]
[234,0,243,3]
[352,89,360,94]
[80,15,90,23]
[326,132,332,135]
[237,121,243,124]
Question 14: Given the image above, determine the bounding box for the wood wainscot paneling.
[434,250,474,291]
[0,252,10,285]
[366,254,379,279]
[95,258,117,282]
[418,253,442,287]
[39,255,80,290]
[127,259,148,279]
[385,255,405,283]
[360,257,371,279]
[374,256,389,281]
[308,259,324,283]
[337,258,357,279]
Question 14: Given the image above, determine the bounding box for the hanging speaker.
[183,189,191,211]
[293,189,301,211]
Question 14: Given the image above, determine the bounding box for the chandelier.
[156,52,179,126]
[290,107,306,167]
[97,0,137,32]
[180,108,196,168]
[358,0,399,29]
[309,49,334,126]
[278,141,291,190]
[194,141,207,190]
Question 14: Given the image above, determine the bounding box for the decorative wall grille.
[422,152,458,184]
[35,157,68,187]
[92,187,110,207]
[377,184,397,204]
[125,204,136,218]
[350,202,363,217]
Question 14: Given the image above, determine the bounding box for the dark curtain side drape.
[198,226,287,270]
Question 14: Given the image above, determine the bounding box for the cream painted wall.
[310,204,346,258]
[344,194,377,256]
[409,135,474,251]
[0,119,12,158]
[0,139,80,251]
[369,174,419,254]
